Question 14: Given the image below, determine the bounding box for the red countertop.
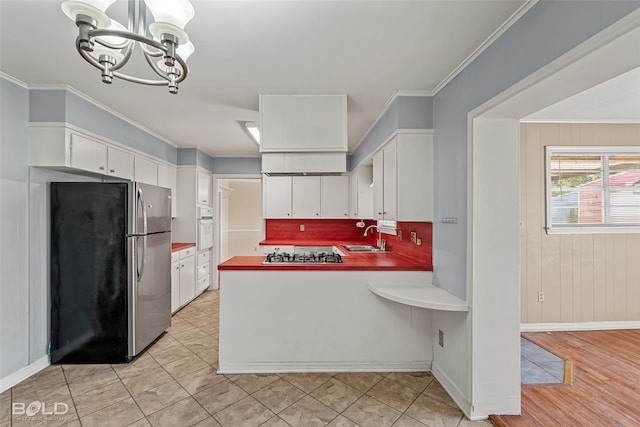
[172,242,196,252]
[218,243,432,271]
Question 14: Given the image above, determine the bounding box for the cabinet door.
[293,176,321,218]
[262,175,292,218]
[349,172,358,218]
[396,133,433,221]
[107,146,134,180]
[260,95,347,152]
[353,165,373,219]
[171,261,180,313]
[134,156,158,185]
[372,150,384,220]
[197,171,211,206]
[70,133,107,174]
[158,164,177,217]
[321,175,349,218]
[179,255,195,306]
[382,139,397,221]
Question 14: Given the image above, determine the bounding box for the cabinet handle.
[287,213,290,216]
[181,264,185,268]
[202,200,206,203]
[316,213,319,216]
[99,166,105,170]
[110,169,115,173]
[344,213,348,216]
[378,212,382,215]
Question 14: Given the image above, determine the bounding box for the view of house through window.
[546,147,640,232]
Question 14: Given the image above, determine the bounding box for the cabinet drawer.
[197,262,210,279]
[180,247,195,259]
[197,275,210,294]
[197,251,210,265]
[171,252,180,263]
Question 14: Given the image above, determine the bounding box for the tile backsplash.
[264,219,432,266]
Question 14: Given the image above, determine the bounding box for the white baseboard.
[218,360,431,375]
[0,356,50,393]
[431,362,474,420]
[521,321,640,332]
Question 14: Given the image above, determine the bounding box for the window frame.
[545,145,640,234]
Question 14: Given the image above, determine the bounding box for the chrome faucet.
[363,225,386,251]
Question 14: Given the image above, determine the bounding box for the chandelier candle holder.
[62,0,195,94]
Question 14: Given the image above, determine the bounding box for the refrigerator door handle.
[136,188,148,281]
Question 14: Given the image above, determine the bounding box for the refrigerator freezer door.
[129,231,171,357]
[132,183,172,235]
[50,182,129,364]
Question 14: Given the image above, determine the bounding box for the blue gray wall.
[0,78,30,380]
[433,0,640,299]
[29,89,178,163]
[350,96,433,168]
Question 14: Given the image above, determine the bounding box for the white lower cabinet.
[196,249,211,294]
[171,247,196,313]
[171,261,180,313]
[179,254,196,307]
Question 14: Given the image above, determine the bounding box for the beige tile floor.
[1,291,493,427]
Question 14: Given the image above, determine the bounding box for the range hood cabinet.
[260,95,347,173]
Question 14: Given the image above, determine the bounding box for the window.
[546,146,640,234]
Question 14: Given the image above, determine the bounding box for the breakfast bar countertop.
[218,242,432,271]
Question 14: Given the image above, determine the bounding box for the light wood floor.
[491,329,640,427]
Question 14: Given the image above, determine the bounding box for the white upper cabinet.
[134,155,158,186]
[107,146,134,180]
[260,95,347,152]
[157,163,177,217]
[263,175,292,218]
[321,175,349,218]
[373,149,385,220]
[382,139,398,221]
[350,165,373,219]
[396,133,433,222]
[197,170,212,206]
[69,133,108,174]
[293,176,321,218]
[28,125,164,183]
[372,132,433,222]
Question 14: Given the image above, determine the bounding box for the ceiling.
[0,0,530,157]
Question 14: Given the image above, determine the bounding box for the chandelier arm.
[76,38,107,71]
[142,50,188,84]
[90,29,166,52]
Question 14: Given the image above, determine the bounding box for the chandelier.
[61,0,195,94]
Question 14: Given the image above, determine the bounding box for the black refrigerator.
[50,182,171,363]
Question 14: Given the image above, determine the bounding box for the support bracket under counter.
[369,284,469,311]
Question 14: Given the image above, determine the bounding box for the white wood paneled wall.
[520,123,640,323]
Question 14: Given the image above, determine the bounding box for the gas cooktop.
[263,251,344,265]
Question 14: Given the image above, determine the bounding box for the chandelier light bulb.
[176,41,195,62]
[62,0,114,28]
[92,19,128,64]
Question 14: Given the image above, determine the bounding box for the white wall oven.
[198,207,214,250]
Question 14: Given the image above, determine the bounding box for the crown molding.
[432,0,539,95]
[351,89,434,154]
[0,72,29,89]
[9,81,179,148]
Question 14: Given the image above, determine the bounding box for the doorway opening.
[216,177,263,264]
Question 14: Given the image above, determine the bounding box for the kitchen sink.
[342,245,390,253]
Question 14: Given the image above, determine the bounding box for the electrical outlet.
[398,230,402,241]
[299,224,305,232]
[410,232,417,244]
[438,330,444,348]
[538,291,544,302]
